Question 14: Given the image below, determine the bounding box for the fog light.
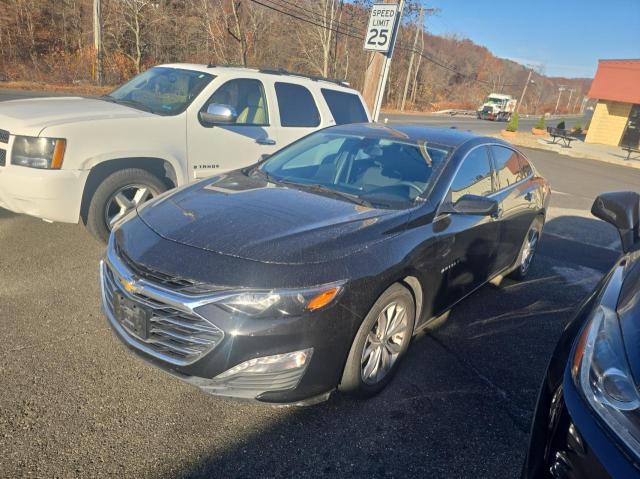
[215,348,313,379]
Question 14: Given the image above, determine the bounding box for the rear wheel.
[339,284,415,398]
[509,216,543,280]
[84,168,166,243]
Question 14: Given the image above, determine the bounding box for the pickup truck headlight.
[214,282,345,319]
[573,305,640,455]
[11,136,66,169]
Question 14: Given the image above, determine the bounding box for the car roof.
[325,123,494,149]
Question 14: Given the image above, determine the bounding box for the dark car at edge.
[100,123,550,404]
[523,191,640,479]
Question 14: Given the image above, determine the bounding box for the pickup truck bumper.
[0,164,88,223]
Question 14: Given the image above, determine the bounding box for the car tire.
[85,168,166,243]
[339,283,415,398]
[508,216,544,280]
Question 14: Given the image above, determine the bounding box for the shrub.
[534,116,545,130]
[557,119,566,130]
[506,112,519,132]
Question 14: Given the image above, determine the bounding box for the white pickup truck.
[0,64,370,241]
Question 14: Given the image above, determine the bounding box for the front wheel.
[339,283,415,398]
[84,168,167,243]
[509,216,543,280]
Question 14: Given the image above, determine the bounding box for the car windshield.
[487,97,505,104]
[105,67,214,115]
[257,131,452,208]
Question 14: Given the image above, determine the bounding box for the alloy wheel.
[104,184,155,230]
[521,227,539,273]
[361,301,409,385]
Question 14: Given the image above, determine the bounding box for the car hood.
[137,171,409,265]
[0,97,152,136]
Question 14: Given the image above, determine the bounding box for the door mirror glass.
[447,194,499,216]
[591,191,640,253]
[199,103,238,125]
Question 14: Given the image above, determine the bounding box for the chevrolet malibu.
[101,124,550,404]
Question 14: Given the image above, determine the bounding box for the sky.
[422,0,640,78]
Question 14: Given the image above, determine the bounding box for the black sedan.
[523,191,640,479]
[100,124,550,404]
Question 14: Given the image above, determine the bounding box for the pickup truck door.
[187,77,280,179]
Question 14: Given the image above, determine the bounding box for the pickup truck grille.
[0,129,9,143]
[0,148,6,167]
[102,261,225,366]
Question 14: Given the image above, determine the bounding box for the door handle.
[256,137,276,146]
[524,192,533,201]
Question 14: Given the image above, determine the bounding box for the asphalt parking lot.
[2,143,637,478]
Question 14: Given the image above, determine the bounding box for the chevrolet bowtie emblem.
[120,277,138,294]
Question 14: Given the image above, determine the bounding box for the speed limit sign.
[364,4,399,52]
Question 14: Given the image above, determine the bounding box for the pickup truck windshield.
[258,131,452,208]
[105,67,214,115]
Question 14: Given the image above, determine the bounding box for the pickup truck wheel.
[85,168,166,243]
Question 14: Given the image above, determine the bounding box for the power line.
[249,0,520,88]
[267,0,365,38]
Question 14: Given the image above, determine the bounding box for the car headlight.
[573,304,640,454]
[214,281,345,318]
[11,135,66,169]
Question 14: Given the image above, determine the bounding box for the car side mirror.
[199,103,237,125]
[443,194,499,216]
[591,191,640,253]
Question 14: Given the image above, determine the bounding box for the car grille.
[0,149,5,167]
[114,242,224,295]
[102,262,224,366]
[0,129,9,144]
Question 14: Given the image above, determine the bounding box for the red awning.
[588,59,640,105]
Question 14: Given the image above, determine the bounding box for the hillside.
[0,0,591,114]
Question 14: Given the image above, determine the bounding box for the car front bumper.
[100,239,359,404]
[523,367,640,479]
[0,159,87,223]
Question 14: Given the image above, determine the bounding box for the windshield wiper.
[281,181,375,208]
[99,95,154,113]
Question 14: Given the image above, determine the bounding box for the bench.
[546,126,576,147]
[622,145,640,161]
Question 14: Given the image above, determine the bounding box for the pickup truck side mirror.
[199,103,238,125]
[591,191,640,253]
[441,194,499,216]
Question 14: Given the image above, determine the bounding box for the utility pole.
[362,0,405,121]
[554,86,566,114]
[400,6,424,111]
[566,88,576,111]
[93,0,103,86]
[515,69,533,114]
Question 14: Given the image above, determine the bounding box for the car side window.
[449,147,493,202]
[321,88,369,125]
[491,146,523,189]
[206,78,268,125]
[275,82,320,127]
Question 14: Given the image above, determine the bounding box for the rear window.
[321,89,368,125]
[275,82,320,127]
